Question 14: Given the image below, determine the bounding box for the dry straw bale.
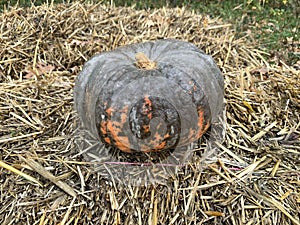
[0,2,299,225]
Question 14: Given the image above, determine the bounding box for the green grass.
[193,0,299,65]
[1,0,298,64]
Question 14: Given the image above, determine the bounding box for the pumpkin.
[74,39,224,153]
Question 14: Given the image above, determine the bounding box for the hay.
[0,2,299,224]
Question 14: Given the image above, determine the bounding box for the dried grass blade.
[251,121,277,142]
[39,211,46,225]
[20,156,77,197]
[216,141,246,164]
[236,156,267,180]
[184,173,201,215]
[10,112,41,130]
[204,210,224,217]
[60,196,76,225]
[169,212,180,225]
[247,188,300,225]
[0,131,42,143]
[205,24,232,30]
[0,159,43,187]
[270,159,281,177]
[152,198,158,225]
[179,180,227,191]
[209,165,232,182]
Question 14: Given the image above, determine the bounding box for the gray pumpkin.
[74,39,224,153]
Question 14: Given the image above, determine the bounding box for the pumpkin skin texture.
[74,39,224,153]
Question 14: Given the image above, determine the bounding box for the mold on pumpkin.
[74,39,224,153]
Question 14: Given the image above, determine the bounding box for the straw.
[0,2,299,224]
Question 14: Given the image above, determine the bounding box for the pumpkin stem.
[135,52,157,70]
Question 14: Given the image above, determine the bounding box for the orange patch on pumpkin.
[144,130,169,152]
[114,136,131,153]
[142,96,153,119]
[120,106,128,124]
[104,137,111,144]
[142,124,150,133]
[106,120,132,153]
[105,107,113,115]
[197,109,210,137]
[155,140,167,150]
[104,105,132,153]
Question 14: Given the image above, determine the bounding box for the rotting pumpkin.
[74,39,224,153]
